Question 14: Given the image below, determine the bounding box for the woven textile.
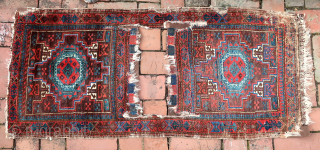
[7,8,312,139]
[7,9,141,138]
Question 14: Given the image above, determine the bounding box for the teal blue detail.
[104,99,109,111]
[229,61,240,77]
[217,42,255,98]
[49,47,88,98]
[63,63,74,78]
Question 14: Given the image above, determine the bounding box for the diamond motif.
[62,63,74,78]
[229,61,240,77]
[116,63,124,79]
[193,33,277,109]
[29,34,109,110]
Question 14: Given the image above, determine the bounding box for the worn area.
[0,23,12,47]
[211,0,259,8]
[185,0,209,7]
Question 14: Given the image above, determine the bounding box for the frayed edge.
[165,55,175,106]
[284,131,301,138]
[15,7,303,21]
[297,15,313,126]
[83,0,99,4]
[164,28,176,110]
[123,113,165,119]
[6,11,17,139]
[283,124,302,138]
[128,36,141,104]
[4,54,11,139]
[6,131,287,140]
[124,26,142,118]
[178,111,200,117]
[122,103,144,119]
[163,21,207,29]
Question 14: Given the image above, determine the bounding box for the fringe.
[297,15,313,126]
[283,14,314,138]
[6,130,288,140]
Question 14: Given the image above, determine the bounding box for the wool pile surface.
[7,8,312,139]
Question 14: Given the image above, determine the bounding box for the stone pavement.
[1,0,320,149]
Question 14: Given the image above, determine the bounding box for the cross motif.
[44,102,50,110]
[85,103,92,110]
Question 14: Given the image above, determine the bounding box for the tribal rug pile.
[6,8,313,139]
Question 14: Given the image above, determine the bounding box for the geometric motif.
[8,8,310,139]
[166,9,309,138]
[8,9,141,137]
[29,34,109,111]
[170,30,279,115]
[193,33,277,110]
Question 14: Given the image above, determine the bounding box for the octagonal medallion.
[49,48,88,94]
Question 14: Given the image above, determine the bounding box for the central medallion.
[223,56,246,83]
[216,42,255,98]
[194,33,278,109]
[49,48,88,93]
[59,57,80,85]
[28,34,110,111]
